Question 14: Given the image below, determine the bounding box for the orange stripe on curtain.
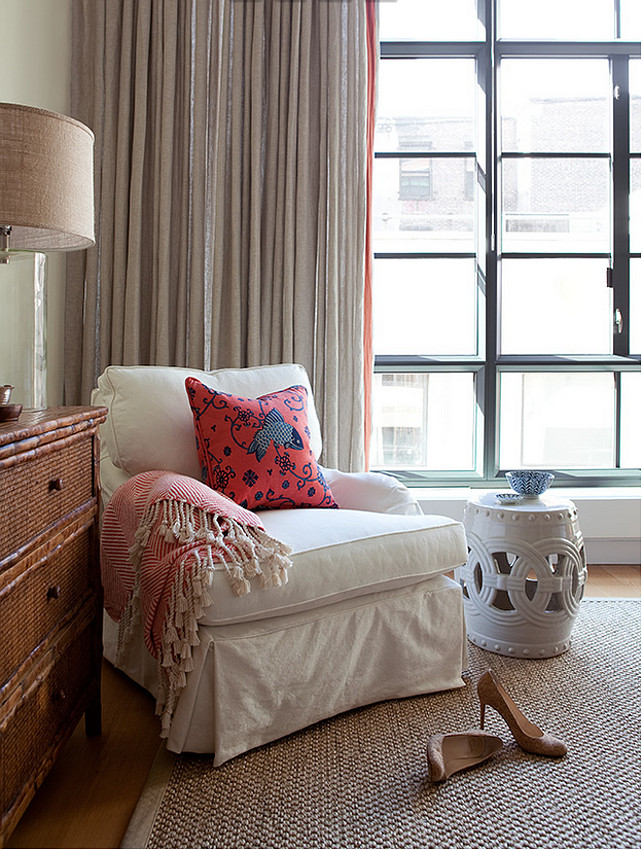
[363,0,377,470]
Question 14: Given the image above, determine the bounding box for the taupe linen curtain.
[66,0,368,471]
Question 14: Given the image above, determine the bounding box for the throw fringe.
[116,498,292,737]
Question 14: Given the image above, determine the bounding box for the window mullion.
[614,371,622,467]
[483,0,499,480]
[611,55,631,357]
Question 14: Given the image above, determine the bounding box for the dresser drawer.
[0,435,94,565]
[0,621,94,821]
[0,526,94,688]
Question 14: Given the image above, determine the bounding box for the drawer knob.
[47,585,62,601]
[52,688,67,703]
[49,477,63,491]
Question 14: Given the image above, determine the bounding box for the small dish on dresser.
[495,492,524,505]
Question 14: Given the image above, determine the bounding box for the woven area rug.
[122,598,641,849]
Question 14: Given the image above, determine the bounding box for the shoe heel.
[476,670,567,758]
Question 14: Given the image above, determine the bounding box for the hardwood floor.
[6,661,161,850]
[582,563,641,598]
[6,564,640,850]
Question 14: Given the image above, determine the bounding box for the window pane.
[373,259,478,356]
[631,259,641,355]
[620,372,642,468]
[499,372,615,469]
[500,260,612,355]
[621,0,642,41]
[499,0,615,39]
[375,59,476,153]
[379,0,483,41]
[632,160,641,254]
[373,157,476,253]
[501,158,611,253]
[500,60,610,153]
[370,372,476,470]
[631,60,640,154]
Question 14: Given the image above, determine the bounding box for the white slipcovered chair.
[93,363,468,765]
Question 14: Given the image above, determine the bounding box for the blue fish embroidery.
[247,408,304,462]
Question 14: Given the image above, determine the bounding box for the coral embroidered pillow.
[185,377,338,511]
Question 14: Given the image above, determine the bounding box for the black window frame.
[373,0,641,490]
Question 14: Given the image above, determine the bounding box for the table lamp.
[0,102,95,419]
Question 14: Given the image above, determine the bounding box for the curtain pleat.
[67,0,369,471]
[363,1,378,469]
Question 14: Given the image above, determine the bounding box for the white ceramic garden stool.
[454,492,587,658]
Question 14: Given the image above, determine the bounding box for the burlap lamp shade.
[0,102,95,251]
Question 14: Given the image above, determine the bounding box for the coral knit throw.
[100,470,292,737]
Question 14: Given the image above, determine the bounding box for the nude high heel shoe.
[426,730,503,781]
[477,670,567,757]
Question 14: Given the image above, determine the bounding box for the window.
[398,158,433,202]
[371,0,641,488]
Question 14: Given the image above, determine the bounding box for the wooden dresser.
[0,406,108,847]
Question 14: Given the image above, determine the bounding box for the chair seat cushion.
[199,507,467,625]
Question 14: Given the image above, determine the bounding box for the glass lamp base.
[0,251,47,409]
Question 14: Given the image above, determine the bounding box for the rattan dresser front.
[0,406,107,846]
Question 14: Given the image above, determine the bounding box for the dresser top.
[0,406,107,456]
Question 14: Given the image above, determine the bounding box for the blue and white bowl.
[505,470,554,497]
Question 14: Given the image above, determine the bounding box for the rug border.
[120,746,177,849]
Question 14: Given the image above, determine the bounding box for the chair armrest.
[321,467,423,516]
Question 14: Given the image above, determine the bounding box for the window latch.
[614,309,623,335]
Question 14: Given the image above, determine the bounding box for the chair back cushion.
[92,363,322,479]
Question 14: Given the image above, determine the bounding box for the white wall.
[0,0,73,405]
